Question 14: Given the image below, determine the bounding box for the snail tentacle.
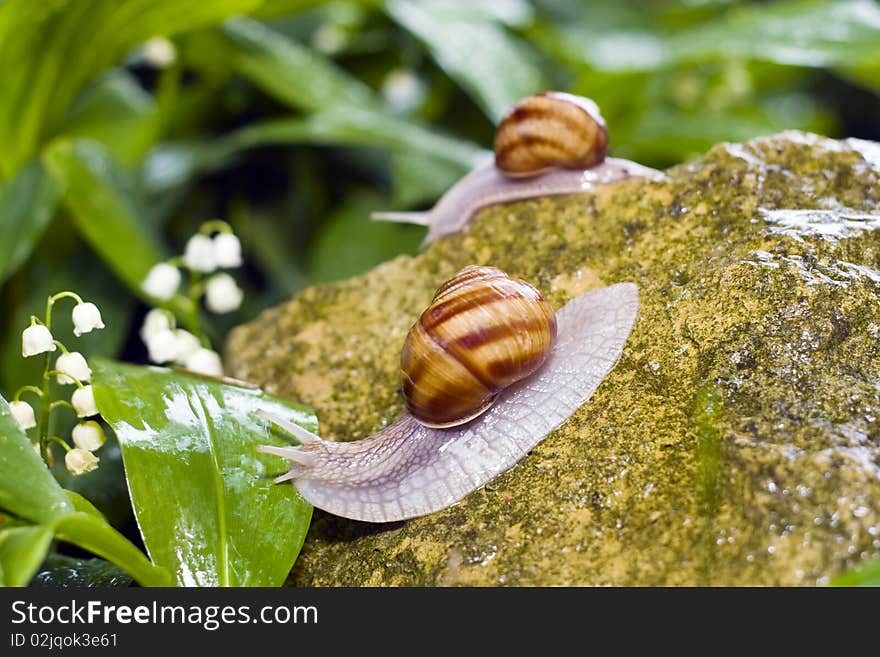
[256,282,639,523]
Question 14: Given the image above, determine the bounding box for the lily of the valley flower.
[212,233,243,268]
[71,385,98,418]
[145,329,180,364]
[55,352,92,385]
[143,262,182,300]
[65,447,99,476]
[184,234,216,273]
[9,400,36,430]
[140,308,173,344]
[184,348,224,377]
[205,273,244,314]
[22,324,56,357]
[72,421,106,451]
[71,302,105,337]
[173,329,202,361]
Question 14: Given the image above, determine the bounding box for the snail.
[256,266,639,523]
[371,92,660,243]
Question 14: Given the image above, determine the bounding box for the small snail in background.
[371,91,659,243]
[257,266,639,523]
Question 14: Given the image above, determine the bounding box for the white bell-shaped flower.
[71,302,105,337]
[141,37,177,68]
[55,352,92,385]
[212,233,243,268]
[9,400,36,430]
[71,385,99,418]
[172,329,202,364]
[65,447,99,476]
[146,329,180,364]
[140,308,174,344]
[143,262,182,300]
[184,348,224,377]
[72,421,106,451]
[22,324,56,357]
[205,273,244,314]
[184,234,216,273]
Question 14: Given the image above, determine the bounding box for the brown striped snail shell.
[400,265,557,428]
[494,92,609,178]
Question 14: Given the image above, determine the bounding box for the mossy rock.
[227,132,880,586]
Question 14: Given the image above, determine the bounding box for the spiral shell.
[494,92,608,178]
[400,265,557,428]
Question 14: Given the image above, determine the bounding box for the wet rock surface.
[227,132,880,585]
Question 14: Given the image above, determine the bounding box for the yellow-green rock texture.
[227,132,880,585]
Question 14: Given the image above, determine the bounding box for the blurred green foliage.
[0,0,879,585]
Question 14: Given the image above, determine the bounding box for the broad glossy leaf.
[0,525,53,587]
[387,0,546,122]
[0,0,263,177]
[30,554,133,588]
[0,161,59,285]
[92,358,316,587]
[0,394,74,525]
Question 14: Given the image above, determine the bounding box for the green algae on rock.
[226,131,880,586]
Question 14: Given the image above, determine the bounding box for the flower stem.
[37,352,52,462]
[199,219,233,235]
[50,399,77,414]
[13,385,43,402]
[48,436,71,452]
[45,370,85,389]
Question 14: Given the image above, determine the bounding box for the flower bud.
[184,234,216,273]
[71,302,105,337]
[212,233,243,268]
[142,263,181,300]
[184,348,224,377]
[140,308,174,344]
[72,421,106,452]
[22,324,56,357]
[205,273,244,314]
[71,385,99,418]
[146,329,180,364]
[9,400,36,430]
[65,447,99,476]
[55,352,92,385]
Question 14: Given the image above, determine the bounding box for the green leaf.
[0,394,74,525]
[221,110,485,171]
[92,358,317,587]
[307,192,423,283]
[52,512,170,587]
[830,559,880,587]
[0,394,169,587]
[0,161,59,285]
[30,554,133,588]
[0,525,53,587]
[387,0,547,122]
[0,0,264,178]
[221,17,377,112]
[42,139,165,294]
[62,69,158,167]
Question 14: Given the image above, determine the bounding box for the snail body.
[401,265,557,428]
[257,270,639,523]
[371,91,660,243]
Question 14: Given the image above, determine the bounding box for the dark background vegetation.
[1,0,879,585]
